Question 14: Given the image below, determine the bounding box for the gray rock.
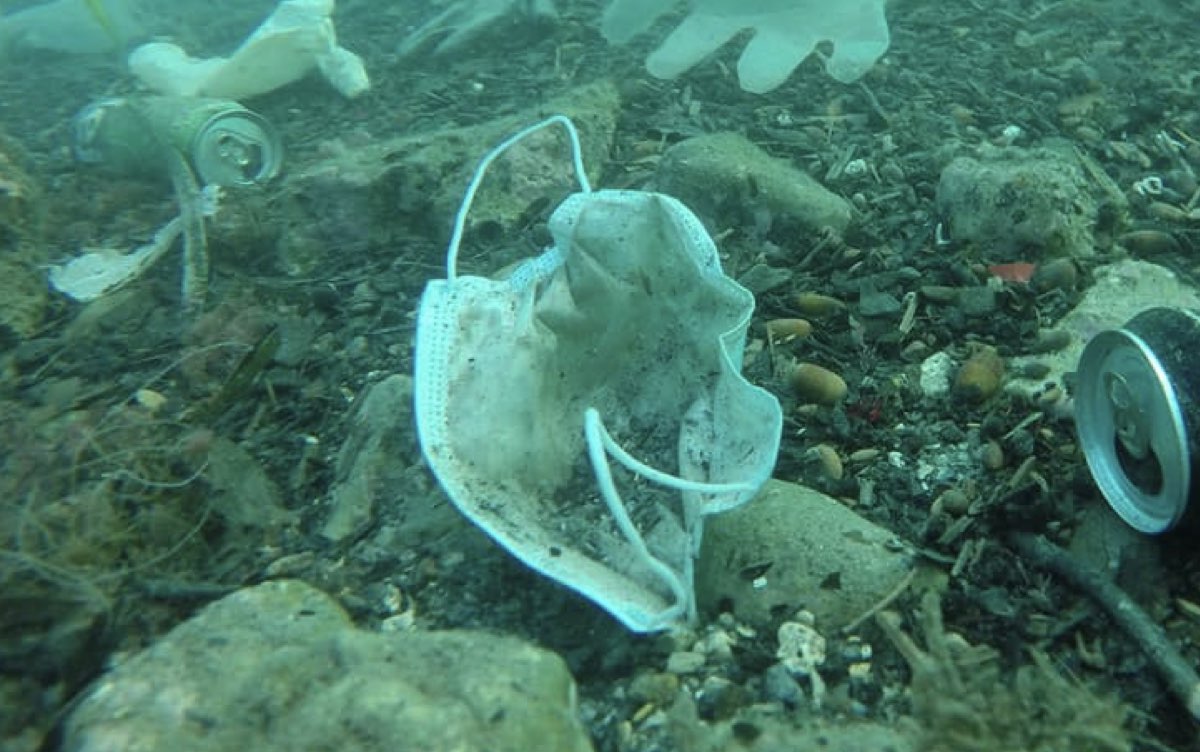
[696,480,912,631]
[266,81,621,274]
[762,663,804,707]
[956,286,997,317]
[655,133,853,235]
[1069,502,1168,608]
[661,694,913,751]
[322,374,462,545]
[205,436,295,530]
[62,580,593,752]
[936,141,1126,262]
[737,262,793,295]
[748,718,914,752]
[857,287,902,317]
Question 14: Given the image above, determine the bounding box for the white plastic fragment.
[49,185,221,304]
[49,217,183,302]
[128,0,368,101]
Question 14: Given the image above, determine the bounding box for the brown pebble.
[1120,229,1182,255]
[932,488,971,517]
[789,363,848,405]
[793,292,845,317]
[920,285,961,303]
[900,340,931,362]
[1036,385,1065,408]
[1031,259,1077,292]
[1029,329,1072,354]
[1014,361,1052,380]
[1146,201,1189,223]
[847,448,882,463]
[808,444,844,481]
[949,104,975,125]
[954,346,1004,402]
[629,672,680,707]
[765,318,812,341]
[980,439,1005,470]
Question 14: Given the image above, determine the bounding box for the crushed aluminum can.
[73,95,282,186]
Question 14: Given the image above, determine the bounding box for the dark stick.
[1010,532,1200,721]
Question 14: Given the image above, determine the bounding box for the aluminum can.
[1075,307,1200,533]
[72,96,282,186]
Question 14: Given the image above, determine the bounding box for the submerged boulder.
[62,580,594,752]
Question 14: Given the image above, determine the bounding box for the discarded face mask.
[413,115,782,632]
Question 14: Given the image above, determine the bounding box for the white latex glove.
[128,0,368,100]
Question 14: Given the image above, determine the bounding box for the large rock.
[255,80,621,276]
[321,374,462,544]
[936,141,1126,262]
[62,580,593,752]
[655,132,854,235]
[697,480,912,630]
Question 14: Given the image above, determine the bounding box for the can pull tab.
[1105,370,1151,460]
[213,129,265,181]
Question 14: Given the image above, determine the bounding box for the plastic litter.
[602,0,890,92]
[127,0,368,101]
[412,115,782,631]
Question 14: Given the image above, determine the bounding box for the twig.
[1010,532,1200,722]
[841,566,916,635]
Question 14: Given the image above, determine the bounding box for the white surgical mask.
[413,115,782,631]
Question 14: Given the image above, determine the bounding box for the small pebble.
[763,664,805,708]
[789,363,848,405]
[980,439,1006,470]
[847,448,881,464]
[932,488,971,517]
[807,444,844,481]
[919,351,956,398]
[629,672,680,707]
[1120,229,1181,255]
[793,292,845,317]
[765,318,812,341]
[666,651,706,675]
[954,346,1004,402]
[920,285,960,304]
[697,677,747,721]
[1030,329,1072,354]
[1032,259,1077,292]
[134,388,168,413]
[1014,361,1052,380]
[1146,201,1188,223]
[957,286,998,316]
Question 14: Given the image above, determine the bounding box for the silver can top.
[1075,325,1190,533]
[191,110,282,186]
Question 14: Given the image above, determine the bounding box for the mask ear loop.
[446,114,591,281]
[584,407,756,628]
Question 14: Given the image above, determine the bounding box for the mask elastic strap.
[583,407,755,628]
[446,114,591,281]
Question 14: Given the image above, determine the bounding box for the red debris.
[987,262,1037,283]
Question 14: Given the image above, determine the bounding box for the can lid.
[190,110,282,186]
[1075,326,1190,533]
